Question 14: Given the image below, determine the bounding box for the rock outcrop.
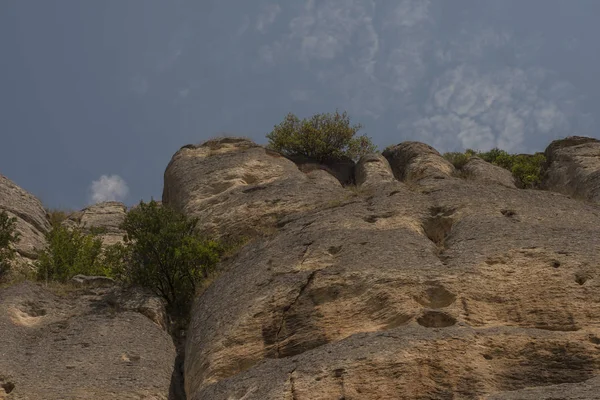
[0,174,50,267]
[542,136,600,203]
[174,138,600,399]
[63,201,127,246]
[162,137,343,240]
[460,156,517,188]
[0,281,175,399]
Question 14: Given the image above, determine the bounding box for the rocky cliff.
[63,201,127,246]
[1,135,599,399]
[162,136,600,400]
[0,174,50,267]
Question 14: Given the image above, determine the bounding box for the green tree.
[0,211,20,280]
[266,110,377,162]
[35,225,105,282]
[117,200,222,315]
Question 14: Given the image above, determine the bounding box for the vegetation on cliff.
[0,210,20,281]
[443,148,546,188]
[266,110,377,162]
[34,200,222,316]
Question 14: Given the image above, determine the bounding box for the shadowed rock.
[0,174,51,274]
[460,156,517,188]
[383,142,455,182]
[355,153,395,187]
[542,135,600,203]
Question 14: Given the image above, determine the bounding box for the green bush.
[116,200,222,316]
[46,208,73,228]
[35,225,107,282]
[266,110,377,162]
[444,148,546,188]
[0,211,20,280]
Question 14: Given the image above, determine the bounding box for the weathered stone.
[0,281,175,399]
[183,138,600,399]
[542,135,600,203]
[64,201,127,246]
[460,156,517,188]
[162,137,343,241]
[355,153,395,187]
[0,174,50,270]
[383,141,455,182]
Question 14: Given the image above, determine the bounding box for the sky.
[1,0,599,210]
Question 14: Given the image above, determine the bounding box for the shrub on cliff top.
[444,148,546,188]
[266,110,377,162]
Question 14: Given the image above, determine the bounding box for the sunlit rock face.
[167,137,600,400]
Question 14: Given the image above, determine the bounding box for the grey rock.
[183,138,600,399]
[542,135,600,203]
[0,174,50,259]
[0,281,175,399]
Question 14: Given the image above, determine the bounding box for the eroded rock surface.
[461,156,517,188]
[162,137,343,240]
[63,201,127,246]
[179,139,600,399]
[0,174,50,261]
[542,136,600,203]
[0,281,175,399]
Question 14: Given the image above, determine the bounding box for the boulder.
[0,174,50,266]
[162,137,343,240]
[542,136,600,203]
[460,156,517,188]
[64,201,127,246]
[0,281,175,399]
[383,142,455,182]
[184,139,600,399]
[355,153,395,187]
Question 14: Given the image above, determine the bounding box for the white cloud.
[256,4,281,33]
[90,175,129,204]
[257,1,589,151]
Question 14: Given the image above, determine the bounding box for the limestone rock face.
[542,136,600,203]
[461,156,517,188]
[0,174,50,261]
[183,139,600,400]
[383,141,455,182]
[162,137,344,240]
[355,153,395,187]
[64,201,127,246]
[0,281,175,399]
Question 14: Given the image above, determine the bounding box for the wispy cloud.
[256,4,281,33]
[89,175,129,204]
[257,1,589,152]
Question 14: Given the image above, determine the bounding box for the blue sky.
[1,0,598,210]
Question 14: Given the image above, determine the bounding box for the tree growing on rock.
[266,110,377,162]
[0,210,20,280]
[115,200,222,316]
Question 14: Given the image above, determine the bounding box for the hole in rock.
[575,274,588,285]
[414,286,456,308]
[589,335,600,345]
[501,209,517,217]
[422,216,454,247]
[328,246,342,255]
[1,382,15,394]
[417,311,456,328]
[550,260,561,268]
